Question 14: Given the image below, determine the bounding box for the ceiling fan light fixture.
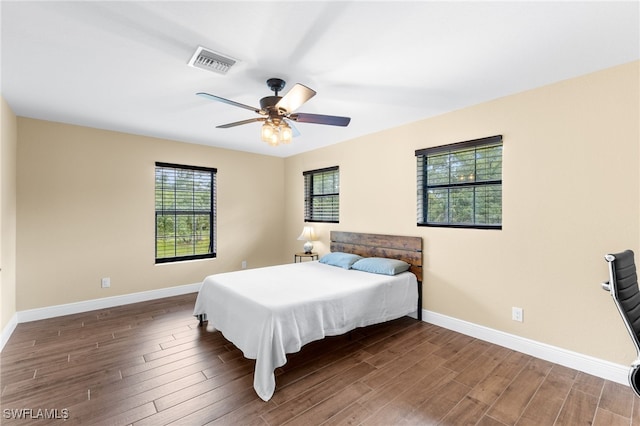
[261,120,292,146]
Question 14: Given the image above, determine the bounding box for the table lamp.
[297,226,317,254]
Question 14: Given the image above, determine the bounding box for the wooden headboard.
[330,231,423,282]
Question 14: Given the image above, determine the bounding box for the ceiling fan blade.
[289,112,351,127]
[216,117,265,128]
[197,92,262,114]
[276,84,316,113]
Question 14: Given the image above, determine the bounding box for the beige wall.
[16,119,286,310]
[1,96,18,331]
[284,61,640,365]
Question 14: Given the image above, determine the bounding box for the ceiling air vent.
[188,46,237,75]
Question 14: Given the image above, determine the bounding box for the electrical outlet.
[101,277,111,288]
[512,307,523,322]
[241,260,247,269]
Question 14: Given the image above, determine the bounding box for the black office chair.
[602,249,640,397]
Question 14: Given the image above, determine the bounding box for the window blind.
[416,135,503,229]
[155,162,217,263]
[303,166,339,223]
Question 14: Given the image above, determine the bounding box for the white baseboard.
[16,283,201,323]
[422,309,630,387]
[0,313,18,352]
[0,282,201,352]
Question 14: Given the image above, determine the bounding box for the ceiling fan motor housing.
[259,96,282,112]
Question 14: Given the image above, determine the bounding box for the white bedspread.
[193,261,418,401]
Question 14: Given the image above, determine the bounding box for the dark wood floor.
[1,293,638,425]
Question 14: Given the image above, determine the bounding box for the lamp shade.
[297,226,317,241]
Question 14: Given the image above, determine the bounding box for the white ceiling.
[1,1,638,158]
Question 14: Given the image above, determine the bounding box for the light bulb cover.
[261,122,275,142]
[268,132,279,146]
[281,124,293,143]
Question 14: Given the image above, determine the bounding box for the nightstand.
[294,252,319,263]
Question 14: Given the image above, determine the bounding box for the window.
[303,166,339,223]
[416,135,502,229]
[155,162,216,263]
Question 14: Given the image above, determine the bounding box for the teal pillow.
[319,252,363,269]
[351,257,411,276]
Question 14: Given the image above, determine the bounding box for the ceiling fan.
[197,78,351,146]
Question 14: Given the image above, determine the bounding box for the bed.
[192,231,423,401]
